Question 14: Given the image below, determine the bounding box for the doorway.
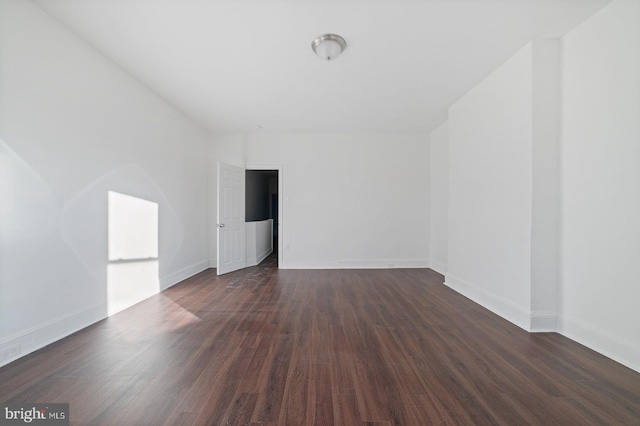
[245,169,279,267]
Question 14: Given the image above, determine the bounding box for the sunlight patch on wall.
[107,191,159,316]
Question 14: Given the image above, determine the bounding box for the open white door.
[217,162,245,275]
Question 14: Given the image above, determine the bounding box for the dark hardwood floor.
[1,253,639,425]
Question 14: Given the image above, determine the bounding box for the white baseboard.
[160,259,209,290]
[246,247,273,267]
[0,302,105,368]
[0,259,209,369]
[281,258,429,270]
[337,259,429,269]
[529,311,558,332]
[557,314,640,373]
[444,273,530,331]
[430,260,447,275]
[256,247,273,266]
[443,275,639,373]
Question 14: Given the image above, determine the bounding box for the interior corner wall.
[237,132,430,269]
[0,0,210,366]
[446,43,533,330]
[559,0,640,372]
[530,39,561,331]
[429,121,449,275]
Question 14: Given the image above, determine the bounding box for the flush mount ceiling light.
[311,34,346,61]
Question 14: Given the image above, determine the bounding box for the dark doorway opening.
[245,169,279,264]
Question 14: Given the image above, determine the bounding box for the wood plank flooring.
[1,253,639,425]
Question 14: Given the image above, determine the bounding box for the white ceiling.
[33,0,609,134]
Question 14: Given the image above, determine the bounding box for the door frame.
[246,163,284,269]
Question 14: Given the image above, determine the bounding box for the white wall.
[559,0,640,371]
[530,40,561,331]
[439,0,640,371]
[447,43,533,330]
[0,0,209,366]
[429,121,449,275]
[245,219,274,267]
[210,132,430,269]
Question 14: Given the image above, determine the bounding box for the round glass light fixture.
[311,34,346,61]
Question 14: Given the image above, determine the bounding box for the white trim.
[0,302,104,347]
[280,261,335,269]
[444,273,531,331]
[255,247,273,265]
[529,311,558,332]
[430,259,447,275]
[557,314,640,373]
[0,302,105,368]
[337,259,429,269]
[281,259,429,270]
[160,259,209,290]
[246,247,273,267]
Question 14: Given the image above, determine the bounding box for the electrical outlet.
[0,344,20,363]
[388,263,395,268]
